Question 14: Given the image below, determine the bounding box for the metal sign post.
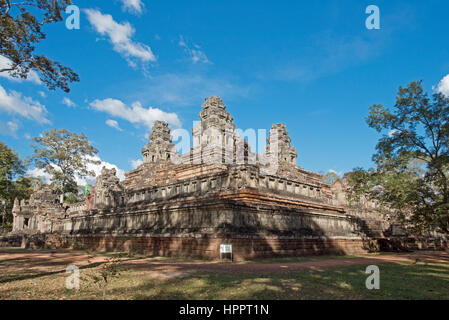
[220,244,233,262]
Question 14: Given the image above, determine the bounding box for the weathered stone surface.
[10,96,438,258]
[142,120,176,164]
[12,183,64,233]
[265,123,298,166]
[91,167,125,209]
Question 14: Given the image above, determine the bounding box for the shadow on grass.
[2,252,449,300]
[0,261,108,284]
[106,261,449,300]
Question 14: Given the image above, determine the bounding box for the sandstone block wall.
[19,234,448,260]
[49,199,359,239]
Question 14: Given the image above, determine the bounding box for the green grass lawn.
[1,259,448,300]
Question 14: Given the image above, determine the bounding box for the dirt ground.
[1,248,448,279]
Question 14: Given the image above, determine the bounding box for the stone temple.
[8,97,447,259]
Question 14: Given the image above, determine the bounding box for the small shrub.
[83,255,127,299]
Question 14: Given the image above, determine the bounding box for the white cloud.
[120,0,144,14]
[178,36,211,64]
[133,73,251,107]
[38,91,47,98]
[130,158,143,169]
[80,155,126,185]
[6,121,19,135]
[62,97,76,108]
[437,74,449,97]
[84,9,156,65]
[388,129,399,137]
[0,55,41,84]
[0,120,19,136]
[106,119,123,131]
[27,155,126,186]
[90,98,181,128]
[0,85,49,124]
[328,169,343,176]
[26,167,53,183]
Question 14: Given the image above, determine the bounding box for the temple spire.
[142,120,176,163]
[265,123,298,165]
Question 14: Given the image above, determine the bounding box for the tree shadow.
[104,261,449,300]
[0,261,104,284]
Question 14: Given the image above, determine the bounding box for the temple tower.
[142,121,176,163]
[192,96,237,164]
[265,123,298,165]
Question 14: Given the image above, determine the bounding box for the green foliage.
[64,184,85,204]
[0,0,79,92]
[0,143,38,229]
[8,176,44,220]
[348,81,449,234]
[321,171,340,184]
[0,142,26,217]
[346,167,373,204]
[0,142,25,200]
[11,176,42,199]
[31,129,100,199]
[5,177,43,225]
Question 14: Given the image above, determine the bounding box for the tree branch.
[3,0,10,16]
[0,67,16,73]
[420,111,440,156]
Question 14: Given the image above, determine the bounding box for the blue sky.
[1,0,449,182]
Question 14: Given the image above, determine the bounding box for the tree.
[64,183,85,204]
[0,0,79,92]
[348,81,449,234]
[321,171,340,184]
[0,142,26,200]
[11,176,43,201]
[0,142,27,232]
[31,129,100,200]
